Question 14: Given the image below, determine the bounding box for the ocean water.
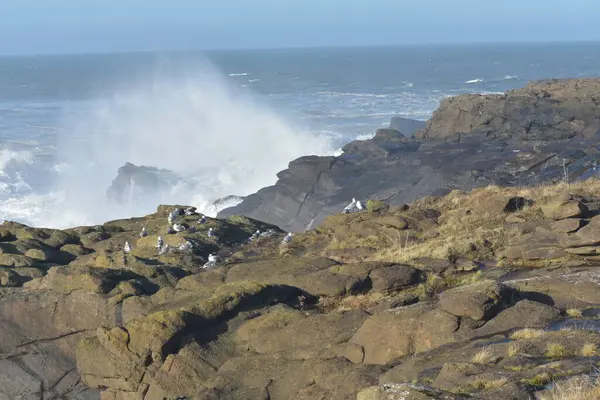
[1,42,600,228]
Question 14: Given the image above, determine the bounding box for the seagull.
[158,244,170,255]
[168,210,178,224]
[139,225,148,238]
[248,230,261,243]
[260,229,277,238]
[356,200,364,211]
[173,223,186,232]
[207,228,217,238]
[280,233,293,245]
[123,241,132,253]
[203,254,220,269]
[157,236,164,249]
[198,215,207,224]
[179,241,193,252]
[184,207,197,216]
[343,198,357,214]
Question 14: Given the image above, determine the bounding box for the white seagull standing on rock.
[139,225,148,238]
[158,244,170,255]
[123,241,132,253]
[356,200,364,211]
[248,230,261,243]
[179,241,193,252]
[173,223,186,232]
[203,253,220,269]
[184,207,197,216]
[343,198,357,214]
[281,233,293,245]
[207,228,217,239]
[168,210,178,224]
[198,215,207,224]
[157,236,164,249]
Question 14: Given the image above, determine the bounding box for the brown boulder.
[473,300,560,336]
[349,303,460,364]
[548,218,582,233]
[369,264,421,292]
[542,201,588,220]
[235,306,368,357]
[438,280,513,321]
[506,271,600,307]
[226,257,369,297]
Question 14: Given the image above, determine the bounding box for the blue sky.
[2,0,599,54]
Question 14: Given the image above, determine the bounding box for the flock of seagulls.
[342,197,365,214]
[122,197,370,269]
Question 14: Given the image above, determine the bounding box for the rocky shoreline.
[3,78,600,399]
[219,78,600,233]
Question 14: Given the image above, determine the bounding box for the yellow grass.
[539,376,600,400]
[581,343,598,357]
[507,341,526,357]
[523,373,553,387]
[471,347,496,364]
[510,328,546,340]
[566,309,583,318]
[372,179,600,264]
[318,292,388,312]
[546,343,570,359]
[470,377,509,391]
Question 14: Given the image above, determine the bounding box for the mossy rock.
[60,244,93,257]
[0,253,35,267]
[42,265,146,295]
[367,200,390,213]
[24,248,52,261]
[0,268,26,287]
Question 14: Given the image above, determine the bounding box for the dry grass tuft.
[566,309,583,318]
[581,343,598,357]
[539,375,600,400]
[471,347,496,364]
[523,372,554,387]
[546,343,570,359]
[470,377,509,391]
[510,328,546,340]
[507,341,526,357]
[318,292,388,312]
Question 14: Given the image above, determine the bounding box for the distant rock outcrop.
[418,78,600,140]
[106,162,185,205]
[219,78,600,232]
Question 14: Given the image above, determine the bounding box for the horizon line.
[1,38,600,58]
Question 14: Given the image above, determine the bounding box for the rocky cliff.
[3,180,600,398]
[219,78,600,233]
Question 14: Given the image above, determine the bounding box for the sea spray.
[43,57,335,227]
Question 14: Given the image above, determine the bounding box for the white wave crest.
[228,72,248,76]
[465,78,486,84]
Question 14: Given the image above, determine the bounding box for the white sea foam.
[465,78,486,84]
[228,72,248,76]
[20,59,335,227]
